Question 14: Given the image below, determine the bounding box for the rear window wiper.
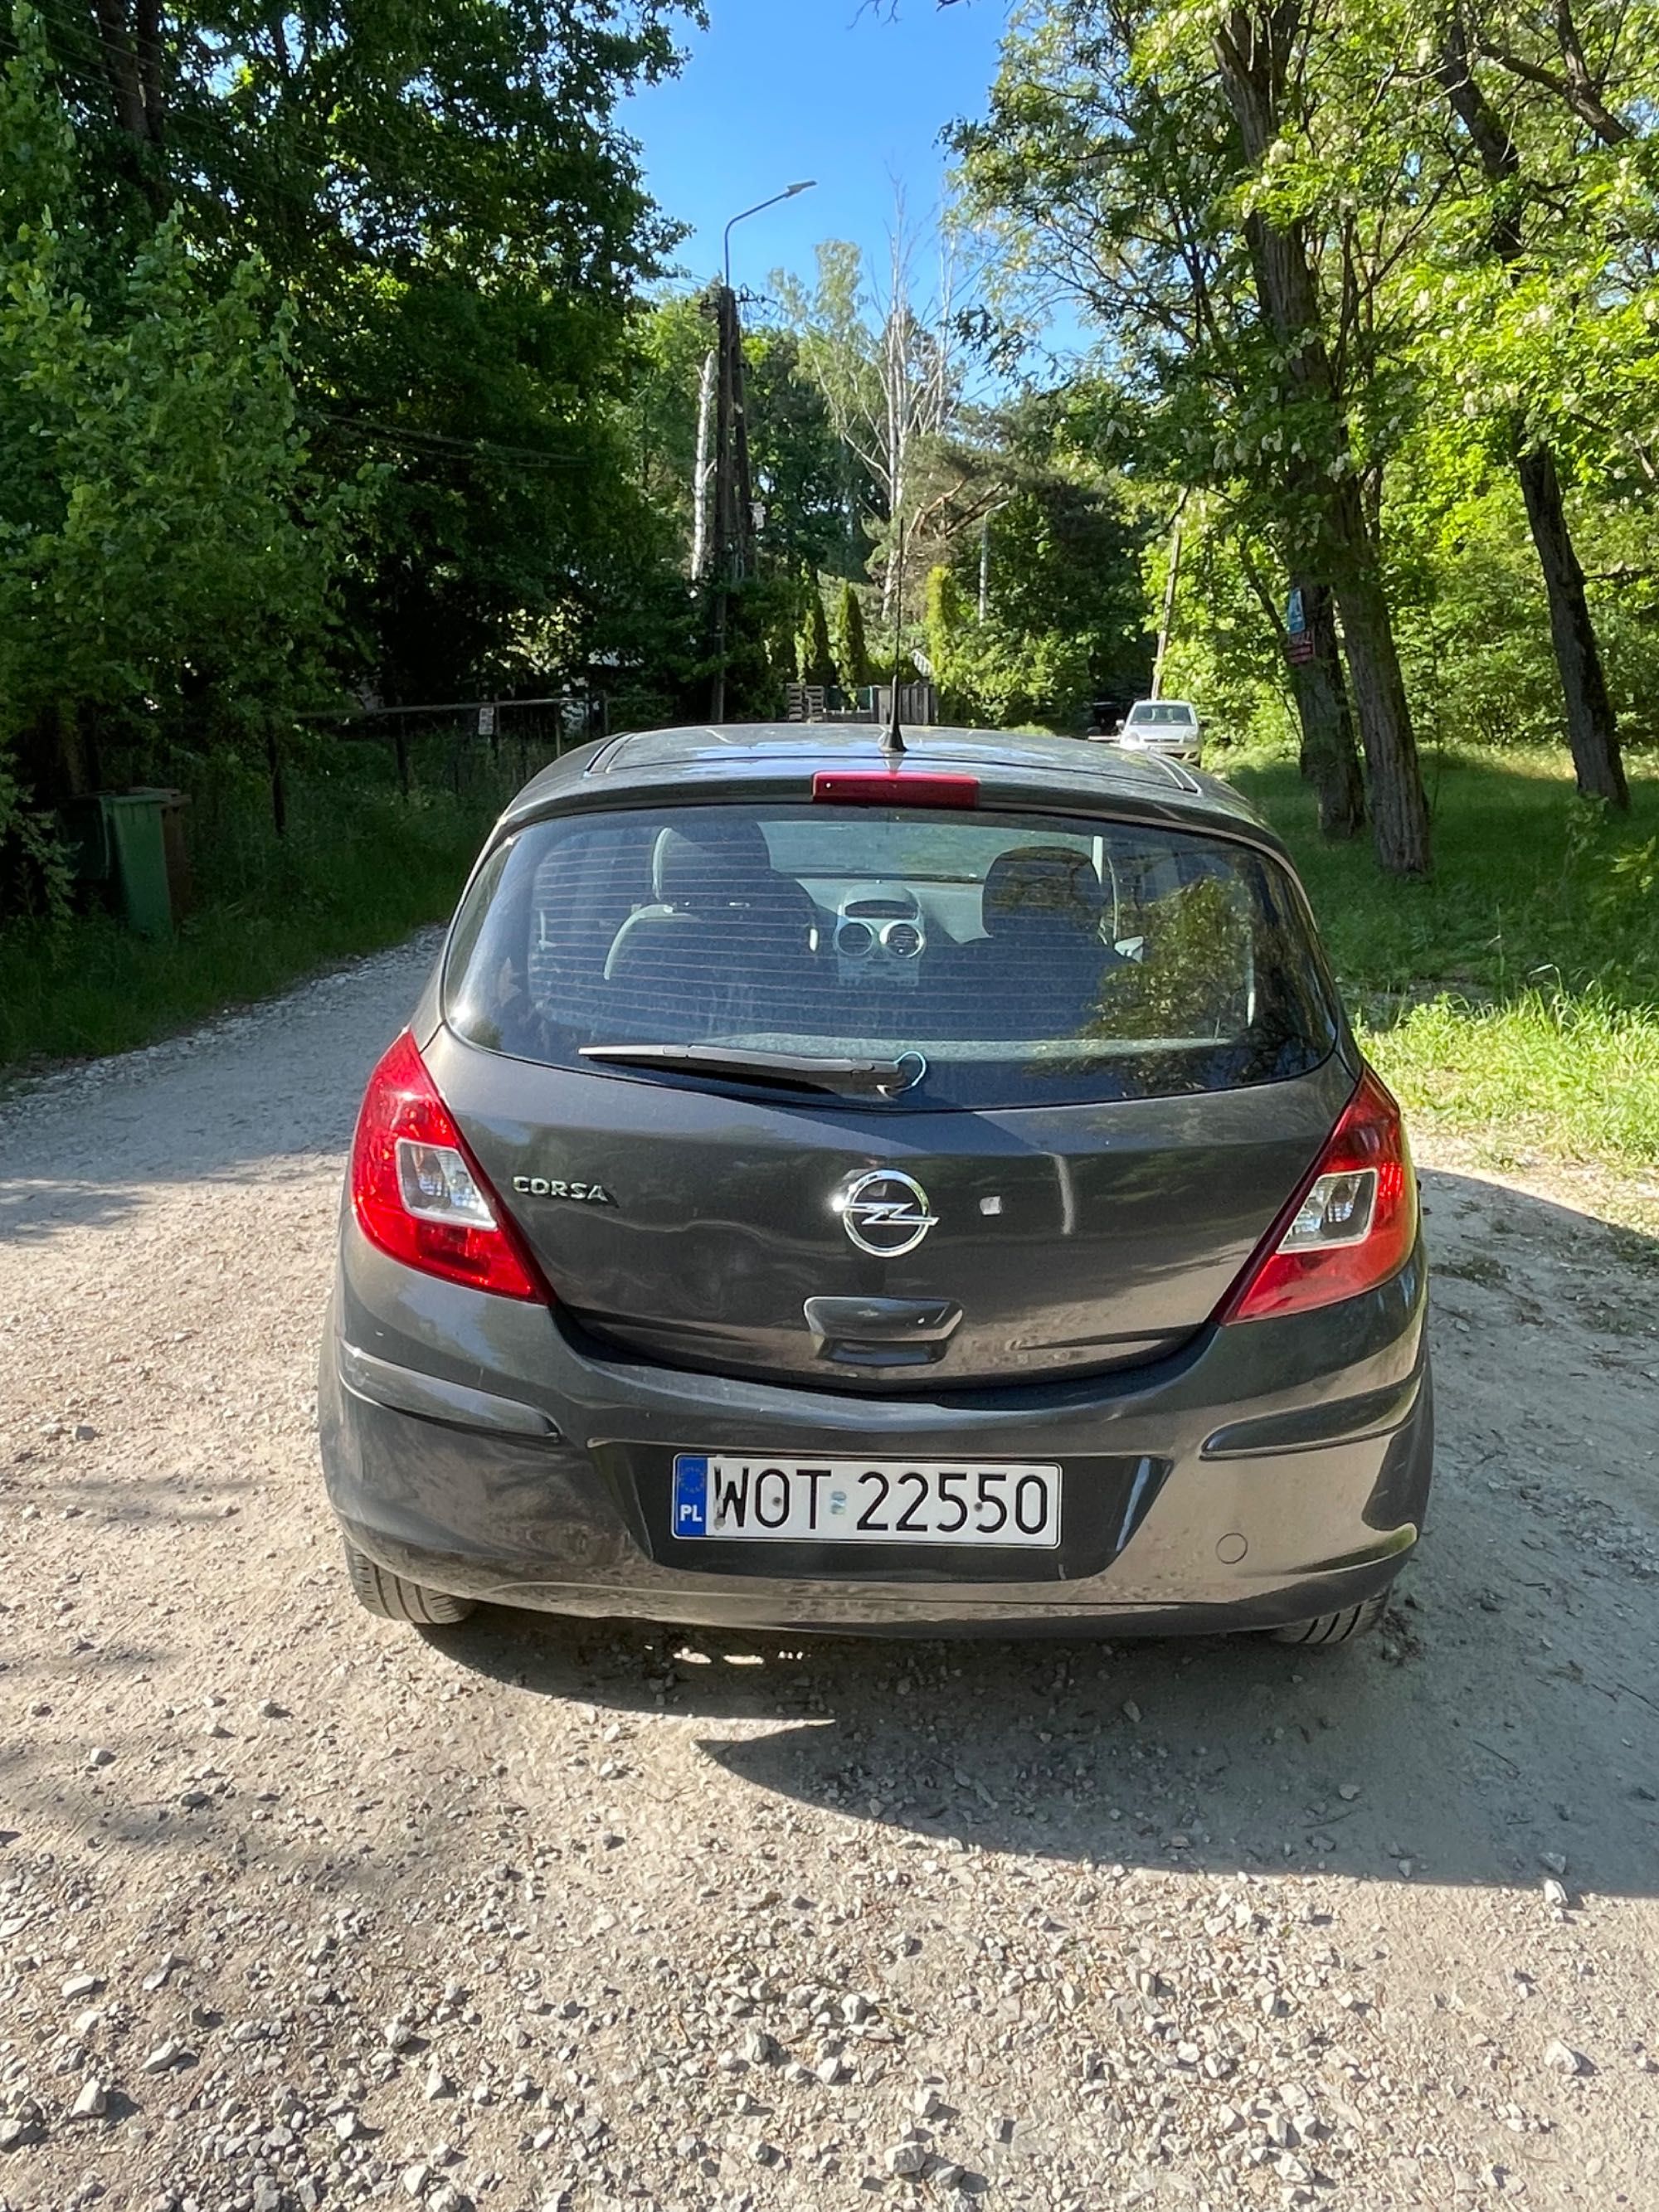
[579,1043,922,1096]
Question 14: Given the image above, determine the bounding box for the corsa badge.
[512,1177,615,1206]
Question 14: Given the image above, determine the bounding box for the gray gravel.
[1,937,1657,2210]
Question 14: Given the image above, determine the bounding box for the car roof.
[498,722,1282,857]
[1127,698,1197,713]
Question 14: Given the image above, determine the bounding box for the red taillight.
[812,770,980,809]
[349,1031,543,1301]
[1218,1068,1418,1324]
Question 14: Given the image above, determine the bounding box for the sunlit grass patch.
[1360,987,1659,1174]
[1226,744,1659,1199]
[1226,743,1659,1002]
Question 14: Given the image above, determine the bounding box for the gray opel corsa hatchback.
[319,725,1432,1645]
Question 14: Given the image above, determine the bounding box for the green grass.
[0,755,518,1074]
[1363,987,1659,1174]
[1227,745,1659,1184]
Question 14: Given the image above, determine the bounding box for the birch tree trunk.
[690,348,716,581]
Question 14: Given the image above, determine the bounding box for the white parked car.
[1101,699,1204,766]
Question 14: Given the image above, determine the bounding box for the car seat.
[955,846,1110,1038]
[601,821,820,1037]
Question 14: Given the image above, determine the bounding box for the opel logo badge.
[836,1169,937,1258]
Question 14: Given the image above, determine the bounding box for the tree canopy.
[4,0,1657,914]
[950,0,1659,867]
[1,0,701,783]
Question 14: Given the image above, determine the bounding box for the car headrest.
[654,821,774,907]
[982,847,1104,938]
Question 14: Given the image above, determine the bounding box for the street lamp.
[723,180,817,292]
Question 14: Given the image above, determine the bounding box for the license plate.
[671,1456,1062,1548]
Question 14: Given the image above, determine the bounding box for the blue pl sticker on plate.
[673,1455,709,1538]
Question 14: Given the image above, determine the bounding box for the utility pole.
[708,182,816,722]
[707,283,766,720]
[1151,497,1188,699]
[709,285,737,722]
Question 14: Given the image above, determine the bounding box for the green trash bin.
[58,797,114,888]
[101,789,189,939]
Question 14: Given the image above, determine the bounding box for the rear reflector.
[350,1031,543,1301]
[812,770,980,809]
[1218,1067,1417,1323]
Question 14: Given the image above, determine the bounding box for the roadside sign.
[1285,586,1314,664]
[477,705,497,738]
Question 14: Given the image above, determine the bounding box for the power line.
[12,2,241,118]
[318,413,611,469]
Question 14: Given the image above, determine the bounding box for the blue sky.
[623,0,1014,304]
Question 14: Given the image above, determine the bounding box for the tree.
[0,17,343,809]
[951,0,1438,868]
[833,581,872,692]
[17,0,703,702]
[1426,9,1628,805]
[798,591,836,688]
[775,221,979,620]
[930,561,1092,728]
[916,387,1153,729]
[745,328,858,578]
[630,289,718,565]
[1209,4,1429,873]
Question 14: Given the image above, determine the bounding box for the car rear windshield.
[443,803,1339,1111]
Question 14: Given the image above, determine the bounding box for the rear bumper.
[319,1229,1433,1637]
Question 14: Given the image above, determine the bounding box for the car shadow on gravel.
[436,1174,1659,1901]
[416,1176,1659,1902]
[445,1564,1659,1899]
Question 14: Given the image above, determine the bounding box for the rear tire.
[343,1540,476,1626]
[1269,1588,1390,1646]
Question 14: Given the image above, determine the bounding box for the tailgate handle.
[804,1296,962,1367]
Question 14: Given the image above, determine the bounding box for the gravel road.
[2,939,1657,2212]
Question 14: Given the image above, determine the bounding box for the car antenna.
[880,519,907,759]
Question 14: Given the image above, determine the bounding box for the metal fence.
[783,682,939,727]
[304,693,607,804]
